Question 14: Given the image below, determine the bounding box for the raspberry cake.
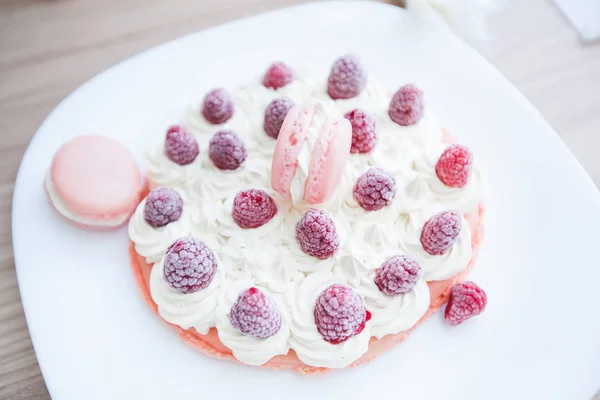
[128,56,487,372]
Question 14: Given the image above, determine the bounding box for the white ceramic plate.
[13,2,600,399]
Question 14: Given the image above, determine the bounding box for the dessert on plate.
[128,55,487,372]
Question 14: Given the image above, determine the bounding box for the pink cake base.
[129,203,485,374]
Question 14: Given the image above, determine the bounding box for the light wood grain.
[0,0,599,398]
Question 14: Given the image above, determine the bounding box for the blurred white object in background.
[406,0,500,47]
[553,0,600,43]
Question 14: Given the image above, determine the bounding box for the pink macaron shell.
[50,135,142,225]
[270,104,316,196]
[303,117,351,204]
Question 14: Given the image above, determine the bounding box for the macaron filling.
[45,171,132,227]
[289,101,340,204]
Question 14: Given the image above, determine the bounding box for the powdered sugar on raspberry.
[143,187,183,228]
[202,88,234,125]
[296,208,339,260]
[436,144,474,188]
[445,281,487,326]
[420,210,462,256]
[353,167,397,211]
[344,109,377,153]
[165,125,199,166]
[230,287,282,338]
[327,55,366,100]
[388,84,424,126]
[262,62,294,90]
[314,284,371,344]
[374,255,422,296]
[264,97,294,139]
[209,130,247,170]
[232,189,277,229]
[163,237,217,294]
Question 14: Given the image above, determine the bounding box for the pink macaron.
[45,135,143,229]
[271,102,351,204]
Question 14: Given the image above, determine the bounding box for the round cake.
[128,56,486,372]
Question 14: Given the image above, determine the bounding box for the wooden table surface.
[1,0,599,398]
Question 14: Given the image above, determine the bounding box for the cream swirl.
[184,94,253,142]
[335,235,401,288]
[379,108,443,151]
[396,169,438,215]
[235,70,317,113]
[218,248,304,294]
[281,207,351,274]
[338,185,406,259]
[186,152,270,202]
[213,194,290,288]
[216,195,286,242]
[339,185,403,224]
[356,274,430,338]
[189,198,223,247]
[128,193,193,264]
[412,143,484,214]
[185,73,315,145]
[150,257,222,334]
[315,168,354,213]
[215,280,291,365]
[315,78,391,120]
[285,272,370,368]
[398,204,472,281]
[146,138,203,190]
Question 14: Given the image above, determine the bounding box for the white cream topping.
[131,71,485,368]
[398,204,473,281]
[146,138,203,191]
[45,171,130,227]
[216,195,286,245]
[332,242,431,345]
[379,108,444,151]
[215,280,291,365]
[185,151,270,202]
[315,78,391,120]
[150,257,221,335]
[357,275,430,339]
[184,70,315,142]
[128,193,193,264]
[411,143,485,214]
[285,272,371,368]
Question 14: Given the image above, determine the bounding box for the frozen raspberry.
[232,189,277,229]
[230,287,282,338]
[314,284,371,344]
[420,210,462,256]
[436,144,473,188]
[344,109,377,153]
[209,130,247,170]
[296,208,339,260]
[202,88,234,124]
[264,96,294,139]
[165,125,199,166]
[353,167,397,211]
[445,281,487,326]
[389,84,424,126]
[327,55,366,100]
[163,237,217,294]
[143,187,183,228]
[374,255,422,296]
[262,62,294,89]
